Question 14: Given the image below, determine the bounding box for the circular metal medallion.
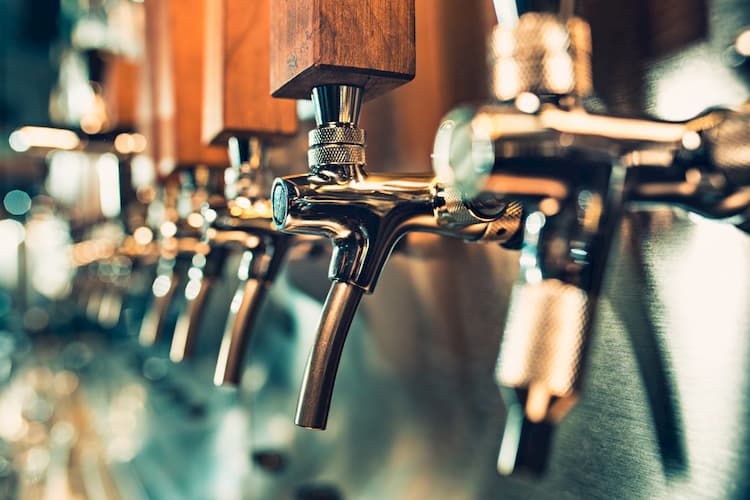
[271,180,288,228]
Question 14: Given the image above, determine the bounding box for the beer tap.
[211,138,298,385]
[138,175,207,347]
[628,105,750,230]
[138,0,229,348]
[430,4,697,475]
[269,0,523,430]
[170,0,300,385]
[168,167,229,362]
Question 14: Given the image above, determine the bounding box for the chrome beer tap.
[271,84,523,430]
[211,137,297,386]
[168,168,231,362]
[138,174,206,347]
[431,7,695,475]
[628,106,750,230]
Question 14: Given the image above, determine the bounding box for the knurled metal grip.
[706,112,750,187]
[489,13,592,101]
[434,185,523,243]
[308,124,367,170]
[496,279,589,400]
[307,143,367,168]
[480,202,524,243]
[306,85,367,172]
[308,126,366,147]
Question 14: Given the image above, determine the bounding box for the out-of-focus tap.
[138,0,233,349]
[271,82,523,430]
[138,175,207,347]
[431,6,700,475]
[186,0,300,385]
[628,105,750,231]
[168,168,230,362]
[211,137,298,385]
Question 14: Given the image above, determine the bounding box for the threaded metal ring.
[309,126,366,147]
[308,144,366,167]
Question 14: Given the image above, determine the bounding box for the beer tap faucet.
[139,0,229,348]
[138,173,207,347]
[211,137,297,385]
[269,0,523,430]
[629,106,750,230]
[176,0,300,385]
[431,5,696,475]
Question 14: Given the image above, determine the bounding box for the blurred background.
[0,0,749,499]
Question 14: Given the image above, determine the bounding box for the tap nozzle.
[213,232,291,385]
[169,247,227,362]
[295,281,364,429]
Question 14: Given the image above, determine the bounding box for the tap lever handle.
[495,278,589,475]
[145,0,226,172]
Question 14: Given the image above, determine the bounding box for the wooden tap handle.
[145,0,226,172]
[102,55,140,132]
[270,0,416,100]
[203,0,298,145]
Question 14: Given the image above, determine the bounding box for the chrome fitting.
[308,85,367,177]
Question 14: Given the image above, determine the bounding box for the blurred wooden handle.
[145,0,226,172]
[203,0,298,145]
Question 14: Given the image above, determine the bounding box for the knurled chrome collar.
[489,13,592,101]
[307,124,367,172]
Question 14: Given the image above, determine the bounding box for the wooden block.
[145,0,227,173]
[203,0,297,145]
[270,0,416,100]
[103,56,139,131]
[144,0,171,173]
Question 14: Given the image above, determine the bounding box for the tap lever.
[269,0,415,100]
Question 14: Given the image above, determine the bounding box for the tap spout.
[213,233,292,386]
[169,247,227,362]
[214,276,269,385]
[295,280,364,430]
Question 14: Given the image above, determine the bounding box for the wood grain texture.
[270,0,416,100]
[145,0,227,173]
[203,0,297,145]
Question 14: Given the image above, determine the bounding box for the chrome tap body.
[272,85,522,430]
[628,107,750,230]
[211,204,293,385]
